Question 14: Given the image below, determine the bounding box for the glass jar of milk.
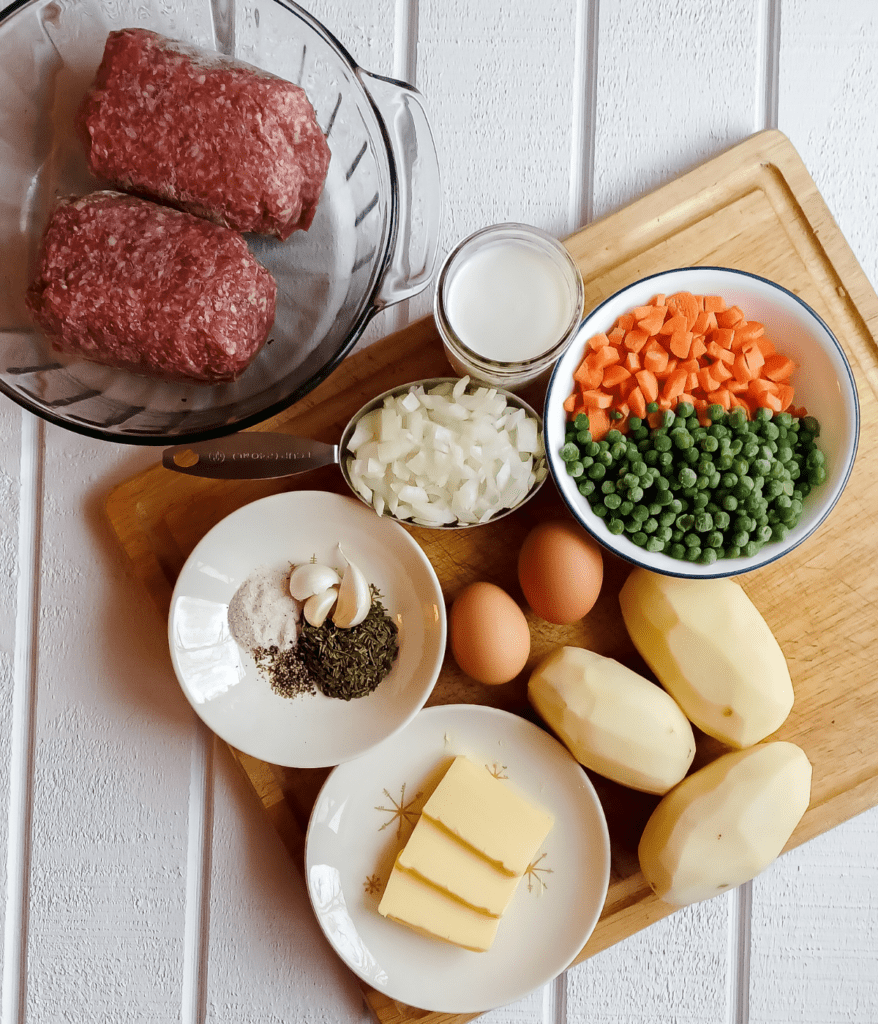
[434,223,584,391]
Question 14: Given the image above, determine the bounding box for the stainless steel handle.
[162,433,339,480]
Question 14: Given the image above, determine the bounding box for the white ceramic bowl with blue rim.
[545,266,859,579]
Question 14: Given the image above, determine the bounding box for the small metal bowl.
[164,376,548,529]
[339,377,547,529]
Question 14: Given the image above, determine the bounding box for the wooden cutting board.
[106,129,878,1024]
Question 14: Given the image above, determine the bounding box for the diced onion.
[345,376,546,526]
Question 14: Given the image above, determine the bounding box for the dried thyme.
[296,588,399,700]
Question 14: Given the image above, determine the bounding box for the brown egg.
[517,519,604,624]
[448,582,531,685]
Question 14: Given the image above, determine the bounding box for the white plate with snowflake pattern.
[304,704,611,1013]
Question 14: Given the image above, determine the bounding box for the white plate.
[305,704,611,1013]
[168,491,446,768]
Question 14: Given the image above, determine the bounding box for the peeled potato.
[528,646,696,794]
[618,568,793,747]
[638,741,812,906]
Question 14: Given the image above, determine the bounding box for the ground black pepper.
[253,644,317,700]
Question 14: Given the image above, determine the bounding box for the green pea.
[574,413,590,431]
[560,442,580,462]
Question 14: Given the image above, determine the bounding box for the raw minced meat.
[76,28,332,240]
[25,191,277,384]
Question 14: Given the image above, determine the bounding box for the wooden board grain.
[105,130,878,1024]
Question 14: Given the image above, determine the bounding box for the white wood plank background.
[1,0,876,1022]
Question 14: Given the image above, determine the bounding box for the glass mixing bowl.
[0,0,440,443]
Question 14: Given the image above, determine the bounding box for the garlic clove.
[332,545,372,629]
[289,562,341,602]
[303,587,338,628]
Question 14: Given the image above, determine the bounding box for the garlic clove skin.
[289,562,341,602]
[332,545,372,629]
[303,587,338,628]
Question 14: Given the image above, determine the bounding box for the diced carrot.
[627,387,647,419]
[711,387,732,411]
[617,377,637,400]
[588,407,611,441]
[624,328,650,353]
[715,305,744,328]
[661,368,688,402]
[647,410,664,429]
[748,378,780,399]
[706,340,733,364]
[592,345,622,369]
[580,389,614,409]
[711,327,735,349]
[658,314,688,336]
[735,320,765,343]
[754,334,777,358]
[643,347,669,373]
[638,309,667,336]
[776,382,794,410]
[732,353,757,383]
[670,292,701,329]
[602,364,631,388]
[697,366,719,393]
[693,310,717,334]
[635,369,659,403]
[669,329,692,359]
[559,290,799,436]
[710,360,733,383]
[574,361,603,389]
[763,353,796,381]
[656,356,679,378]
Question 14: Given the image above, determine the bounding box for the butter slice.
[421,756,554,876]
[378,861,500,952]
[396,816,521,918]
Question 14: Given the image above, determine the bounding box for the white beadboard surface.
[2,0,877,1022]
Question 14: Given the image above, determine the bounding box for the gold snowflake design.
[524,851,553,894]
[375,782,424,839]
[487,763,508,779]
[363,874,382,896]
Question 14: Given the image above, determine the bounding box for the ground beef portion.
[26,191,277,384]
[76,28,332,240]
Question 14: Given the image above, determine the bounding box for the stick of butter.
[377,756,554,952]
[396,815,520,918]
[377,859,501,952]
[421,756,554,876]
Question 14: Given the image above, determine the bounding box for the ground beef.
[76,28,331,241]
[25,191,277,384]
